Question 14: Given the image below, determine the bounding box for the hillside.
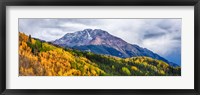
[19,32,181,76]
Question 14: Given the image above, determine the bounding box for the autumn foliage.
[19,32,181,76]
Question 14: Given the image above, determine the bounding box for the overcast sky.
[19,18,181,65]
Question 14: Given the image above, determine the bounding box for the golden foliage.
[19,32,181,76]
[131,66,138,71]
[19,32,105,76]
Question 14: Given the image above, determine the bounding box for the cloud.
[19,18,181,59]
[143,32,166,39]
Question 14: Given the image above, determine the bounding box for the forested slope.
[19,32,181,76]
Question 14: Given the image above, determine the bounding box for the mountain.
[19,32,181,76]
[53,29,178,66]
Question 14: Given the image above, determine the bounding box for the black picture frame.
[0,0,200,95]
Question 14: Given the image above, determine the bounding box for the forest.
[19,32,181,76]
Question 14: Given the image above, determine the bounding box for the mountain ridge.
[53,29,179,67]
